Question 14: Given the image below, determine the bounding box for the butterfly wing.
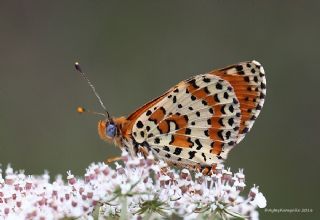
[129,61,266,167]
[212,60,266,143]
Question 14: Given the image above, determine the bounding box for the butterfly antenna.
[74,62,110,119]
[76,106,106,117]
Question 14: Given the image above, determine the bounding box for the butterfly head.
[77,107,116,141]
[98,119,118,142]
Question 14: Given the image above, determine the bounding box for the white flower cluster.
[0,152,266,219]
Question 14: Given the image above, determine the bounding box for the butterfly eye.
[106,123,117,138]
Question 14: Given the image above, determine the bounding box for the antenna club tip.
[74,62,82,72]
[77,106,85,113]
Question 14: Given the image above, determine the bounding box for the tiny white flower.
[250,192,267,208]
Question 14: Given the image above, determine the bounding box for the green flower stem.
[119,196,128,220]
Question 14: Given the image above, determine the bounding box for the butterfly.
[75,61,266,174]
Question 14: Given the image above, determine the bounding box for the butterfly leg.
[104,156,123,164]
[138,146,149,158]
[198,164,218,176]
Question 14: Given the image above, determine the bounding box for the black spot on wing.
[228,118,234,126]
[173,147,182,155]
[163,146,170,152]
[203,77,211,83]
[218,130,224,140]
[187,137,194,148]
[202,100,208,106]
[214,94,220,102]
[256,104,262,110]
[160,107,166,115]
[169,135,175,145]
[146,110,152,116]
[236,65,243,71]
[223,92,229,99]
[195,139,203,150]
[221,105,226,114]
[189,78,199,89]
[136,121,143,128]
[173,96,177,103]
[202,153,207,162]
[242,127,249,133]
[229,105,234,113]
[154,137,160,144]
[204,87,210,94]
[216,82,223,90]
[188,151,196,159]
[147,133,154,138]
[233,98,239,105]
[226,131,231,139]
[218,118,224,126]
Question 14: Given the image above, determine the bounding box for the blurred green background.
[0,1,319,219]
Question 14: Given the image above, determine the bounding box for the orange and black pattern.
[98,61,266,173]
